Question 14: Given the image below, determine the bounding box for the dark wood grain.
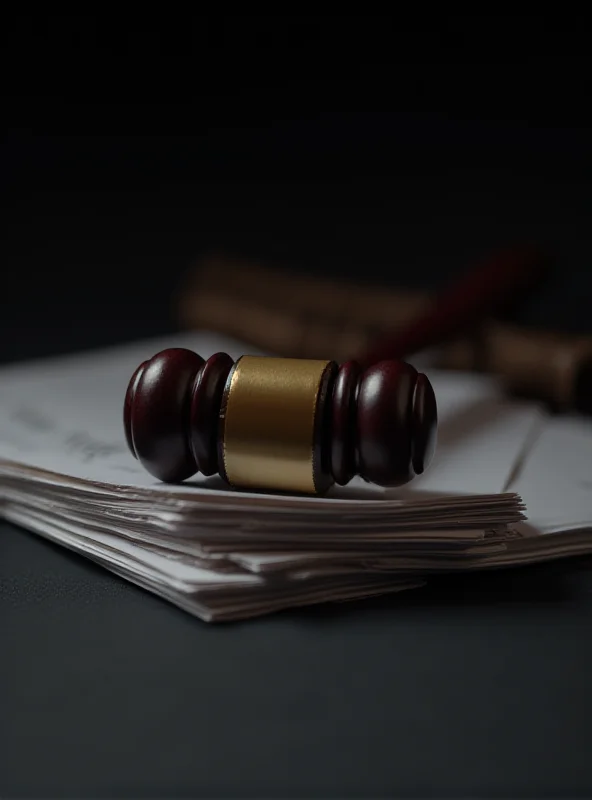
[330,360,361,486]
[411,372,438,474]
[123,360,148,456]
[124,349,438,491]
[313,361,338,495]
[189,352,234,475]
[356,361,419,487]
[124,348,204,483]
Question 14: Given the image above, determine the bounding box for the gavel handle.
[359,244,550,367]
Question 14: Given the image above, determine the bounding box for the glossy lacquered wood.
[124,348,438,491]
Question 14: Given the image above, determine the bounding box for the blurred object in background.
[177,250,430,360]
[177,249,592,414]
[357,244,550,365]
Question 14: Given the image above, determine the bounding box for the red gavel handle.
[359,244,550,368]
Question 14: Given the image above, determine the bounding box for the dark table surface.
[2,90,592,796]
[4,523,592,797]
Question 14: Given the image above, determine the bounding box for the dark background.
[2,14,591,362]
[2,13,592,798]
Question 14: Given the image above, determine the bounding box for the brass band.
[221,355,331,494]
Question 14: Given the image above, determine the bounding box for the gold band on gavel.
[220,356,332,494]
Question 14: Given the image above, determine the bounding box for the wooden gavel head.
[123,348,437,495]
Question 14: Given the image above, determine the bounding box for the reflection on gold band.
[221,356,330,494]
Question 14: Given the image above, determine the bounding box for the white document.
[0,330,589,621]
[506,416,592,533]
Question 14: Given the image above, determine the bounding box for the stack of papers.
[1,331,591,622]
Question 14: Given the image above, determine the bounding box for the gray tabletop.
[3,523,592,797]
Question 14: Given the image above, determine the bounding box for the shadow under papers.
[7,520,592,629]
[278,556,592,626]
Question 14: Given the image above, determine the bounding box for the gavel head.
[124,348,437,495]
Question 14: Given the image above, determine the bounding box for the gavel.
[179,246,592,411]
[124,348,437,495]
[124,244,547,495]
